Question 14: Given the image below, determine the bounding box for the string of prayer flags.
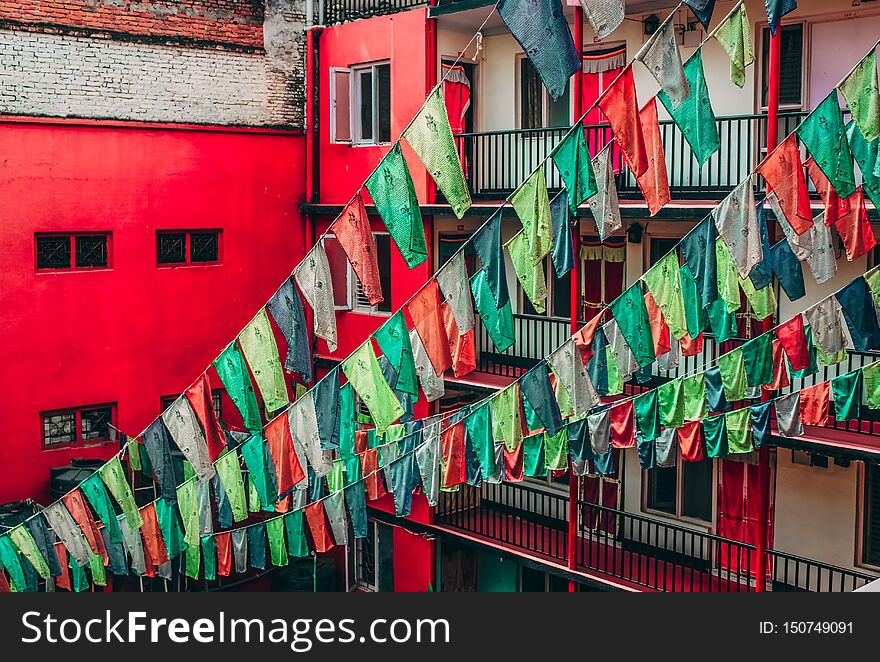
[642,251,688,340]
[436,251,475,335]
[831,369,863,421]
[610,284,656,367]
[658,51,720,166]
[265,415,306,496]
[507,230,548,313]
[756,134,813,236]
[344,482,369,540]
[142,418,177,500]
[635,98,671,216]
[410,328,445,402]
[334,194,384,305]
[765,0,798,34]
[597,65,647,177]
[470,269,516,352]
[713,177,761,279]
[365,143,428,268]
[588,144,622,241]
[847,121,880,210]
[266,277,312,382]
[836,277,880,351]
[580,0,623,40]
[163,396,215,484]
[185,375,226,462]
[713,2,753,88]
[510,164,553,263]
[403,86,472,218]
[491,384,524,452]
[374,311,419,396]
[470,210,509,309]
[684,0,715,30]
[552,125,597,215]
[294,243,338,353]
[498,0,580,102]
[839,49,880,143]
[797,92,857,199]
[341,341,404,434]
[213,342,262,431]
[635,18,689,108]
[238,309,289,413]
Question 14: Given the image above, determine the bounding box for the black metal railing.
[321,0,425,25]
[474,312,570,377]
[454,112,809,200]
[769,549,876,592]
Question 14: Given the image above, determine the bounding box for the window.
[520,566,569,592]
[520,257,571,319]
[36,233,110,271]
[645,455,713,522]
[161,391,222,419]
[157,230,221,266]
[331,62,391,145]
[520,56,570,129]
[41,404,116,449]
[355,520,378,590]
[761,24,804,109]
[353,233,392,314]
[863,464,880,566]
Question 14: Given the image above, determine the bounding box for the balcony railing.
[321,0,425,25]
[434,482,876,592]
[474,313,571,377]
[454,112,809,200]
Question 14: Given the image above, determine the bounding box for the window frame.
[758,21,808,113]
[35,232,112,272]
[516,53,572,130]
[858,462,880,570]
[350,61,391,147]
[330,66,352,144]
[642,453,717,527]
[156,229,222,267]
[41,403,117,450]
[354,519,379,591]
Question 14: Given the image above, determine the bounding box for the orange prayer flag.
[503,443,524,482]
[609,400,635,449]
[755,134,812,235]
[185,373,226,462]
[574,312,605,364]
[635,98,671,216]
[597,66,648,177]
[62,489,107,564]
[265,414,305,496]
[644,291,671,357]
[441,419,467,488]
[677,420,704,462]
[442,302,476,378]
[407,281,452,377]
[361,448,387,501]
[800,381,830,427]
[304,501,334,553]
[333,193,383,306]
[139,502,169,569]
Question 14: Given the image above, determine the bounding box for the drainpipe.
[754,24,782,593]
[567,5,584,592]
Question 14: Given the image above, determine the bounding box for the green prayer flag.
[847,120,880,210]
[642,251,689,340]
[0,535,26,591]
[658,377,685,428]
[327,459,345,493]
[543,428,569,471]
[510,164,553,264]
[284,510,310,558]
[725,407,753,454]
[797,92,857,198]
[365,143,428,268]
[683,373,708,421]
[341,342,404,434]
[70,556,89,592]
[265,517,288,567]
[215,450,248,522]
[718,347,747,402]
[241,436,276,512]
[176,479,201,549]
[864,362,880,409]
[839,49,880,143]
[8,526,50,580]
[605,345,624,396]
[610,284,656,367]
[507,230,548,314]
[555,372,574,418]
[523,398,542,433]
[712,2,753,88]
[491,384,523,452]
[740,274,776,320]
[155,498,188,560]
[706,297,738,342]
[471,269,515,352]
[99,456,143,531]
[742,334,773,388]
[238,309,290,414]
[185,537,200,579]
[523,434,547,478]
[818,343,847,367]
[213,342,262,430]
[658,50,721,165]
[88,552,106,587]
[128,438,142,472]
[703,414,728,458]
[338,383,357,460]
[634,390,660,441]
[81,473,123,544]
[790,326,818,379]
[373,311,419,396]
[832,369,863,421]
[201,536,217,581]
[466,403,496,478]
[551,123,597,213]
[403,86,472,218]
[716,238,740,314]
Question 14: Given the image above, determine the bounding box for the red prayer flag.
[333,193,383,306]
[186,373,226,462]
[53,543,70,591]
[635,98,671,216]
[680,332,703,357]
[215,531,232,577]
[835,188,877,261]
[0,568,9,592]
[766,339,791,391]
[304,501,334,553]
[62,489,108,564]
[503,444,524,482]
[597,66,648,177]
[441,419,467,488]
[677,420,704,462]
[805,156,844,229]
[265,414,306,496]
[139,502,169,568]
[361,448,387,501]
[755,134,812,235]
[609,400,635,448]
[442,302,476,378]
[800,381,830,426]
[776,315,810,371]
[574,312,605,364]
[407,280,452,377]
[644,291,671,357]
[354,429,369,455]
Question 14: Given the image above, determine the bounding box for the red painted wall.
[392,526,434,592]
[0,118,306,504]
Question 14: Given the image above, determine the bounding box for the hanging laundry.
[597,66,648,177]
[756,134,813,236]
[588,143,622,241]
[266,277,312,381]
[635,19,689,108]
[163,395,215,484]
[238,309,289,414]
[658,50,720,165]
[552,126,597,215]
[713,1,753,88]
[635,98,671,216]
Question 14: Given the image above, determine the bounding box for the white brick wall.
[0,29,302,127]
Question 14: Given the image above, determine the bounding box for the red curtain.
[717,459,774,581]
[443,72,471,176]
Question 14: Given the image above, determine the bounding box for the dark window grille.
[81,406,113,440]
[864,464,880,565]
[157,232,187,264]
[357,521,377,588]
[42,411,76,447]
[41,404,116,448]
[761,24,804,108]
[190,231,220,263]
[647,465,677,515]
[376,63,391,144]
[36,235,71,270]
[75,235,108,268]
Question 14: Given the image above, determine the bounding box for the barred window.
[81,406,113,440]
[42,411,76,447]
[36,233,110,270]
[157,230,220,266]
[41,404,116,449]
[75,235,109,268]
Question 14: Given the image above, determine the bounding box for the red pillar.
[567,6,584,592]
[754,25,782,593]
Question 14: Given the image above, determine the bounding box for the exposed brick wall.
[0,0,265,48]
[0,29,302,127]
